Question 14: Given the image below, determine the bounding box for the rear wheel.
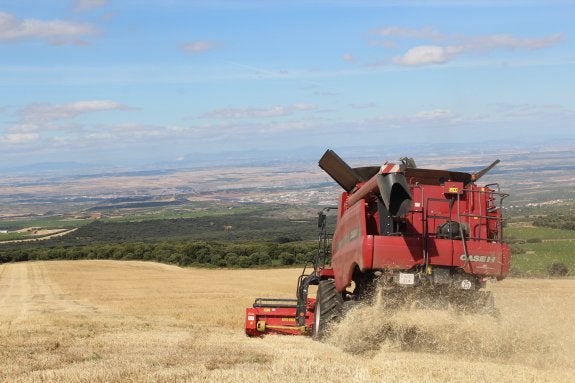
[312,279,344,341]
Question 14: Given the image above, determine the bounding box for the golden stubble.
[0,260,573,382]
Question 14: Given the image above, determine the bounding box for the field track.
[1,260,574,382]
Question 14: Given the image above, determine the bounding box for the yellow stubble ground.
[0,260,573,382]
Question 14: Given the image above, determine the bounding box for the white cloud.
[414,108,454,121]
[182,40,218,55]
[0,12,98,45]
[67,100,129,114]
[1,132,39,144]
[350,102,377,110]
[464,33,564,52]
[342,52,355,62]
[200,103,317,119]
[371,26,443,40]
[257,120,315,135]
[73,0,108,12]
[370,24,564,67]
[493,102,575,121]
[370,26,443,50]
[392,33,563,66]
[367,108,460,129]
[394,45,459,66]
[18,100,129,125]
[2,101,131,146]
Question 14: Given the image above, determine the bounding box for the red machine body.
[330,168,510,293]
[245,150,509,338]
[245,298,316,337]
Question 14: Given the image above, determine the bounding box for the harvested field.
[0,260,574,382]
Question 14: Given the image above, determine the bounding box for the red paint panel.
[427,238,455,265]
[332,236,364,292]
[332,201,368,292]
[453,241,504,277]
[372,236,423,269]
[245,299,316,337]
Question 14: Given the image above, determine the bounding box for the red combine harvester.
[246,149,510,339]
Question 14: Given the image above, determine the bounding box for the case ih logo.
[460,254,497,263]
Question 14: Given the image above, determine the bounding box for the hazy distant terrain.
[1,145,573,221]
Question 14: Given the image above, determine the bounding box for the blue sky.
[1,0,574,168]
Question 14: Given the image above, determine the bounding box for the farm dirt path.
[1,261,574,383]
[0,262,98,324]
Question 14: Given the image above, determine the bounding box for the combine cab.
[246,150,510,339]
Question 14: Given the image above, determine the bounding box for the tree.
[279,252,296,265]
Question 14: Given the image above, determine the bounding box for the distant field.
[0,203,319,243]
[506,225,575,276]
[506,225,575,240]
[0,217,92,232]
[1,261,574,382]
[0,203,259,231]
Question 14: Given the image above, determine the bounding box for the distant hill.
[1,142,574,220]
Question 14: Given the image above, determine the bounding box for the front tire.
[312,279,344,341]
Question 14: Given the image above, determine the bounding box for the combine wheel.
[312,279,344,341]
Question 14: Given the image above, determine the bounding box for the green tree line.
[65,214,316,244]
[533,213,575,231]
[0,240,319,268]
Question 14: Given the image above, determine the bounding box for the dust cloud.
[327,285,571,371]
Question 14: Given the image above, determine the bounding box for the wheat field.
[0,260,574,382]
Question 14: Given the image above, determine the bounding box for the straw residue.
[327,287,564,370]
